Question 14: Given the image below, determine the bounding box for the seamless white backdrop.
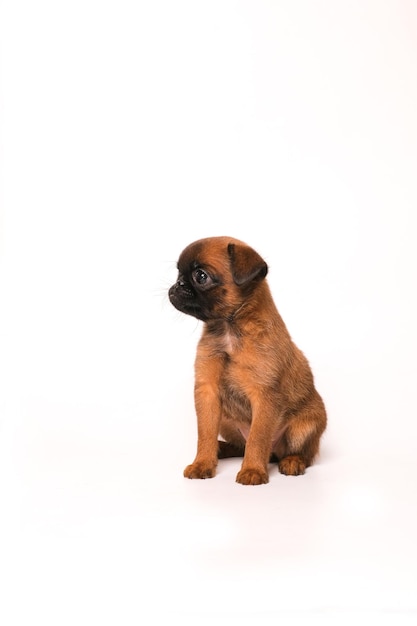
[1,2,417,625]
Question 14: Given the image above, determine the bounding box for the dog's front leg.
[183,354,223,479]
[236,398,276,485]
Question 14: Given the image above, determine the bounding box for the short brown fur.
[169,236,327,485]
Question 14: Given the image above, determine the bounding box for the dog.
[169,236,327,485]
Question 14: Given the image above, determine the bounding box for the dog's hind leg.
[273,393,327,476]
[217,440,245,459]
[218,419,246,459]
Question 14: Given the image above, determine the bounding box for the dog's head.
[168,237,268,322]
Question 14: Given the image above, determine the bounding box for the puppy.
[169,236,326,485]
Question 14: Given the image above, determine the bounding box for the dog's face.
[169,237,268,322]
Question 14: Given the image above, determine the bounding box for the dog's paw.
[236,468,269,485]
[184,461,216,479]
[278,455,306,476]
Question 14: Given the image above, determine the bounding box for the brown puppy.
[169,236,327,485]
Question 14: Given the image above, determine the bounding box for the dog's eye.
[192,269,211,286]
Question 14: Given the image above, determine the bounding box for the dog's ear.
[227,243,268,286]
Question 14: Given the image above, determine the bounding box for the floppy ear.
[227,243,268,286]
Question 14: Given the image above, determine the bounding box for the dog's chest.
[218,331,255,385]
[208,324,252,368]
[222,328,238,355]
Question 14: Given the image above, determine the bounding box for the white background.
[1,1,417,624]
